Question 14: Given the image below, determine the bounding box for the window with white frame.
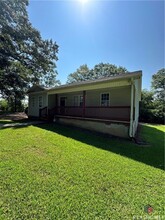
[100,93,110,106]
[38,96,43,108]
[73,95,83,106]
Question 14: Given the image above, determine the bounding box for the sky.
[28,0,164,89]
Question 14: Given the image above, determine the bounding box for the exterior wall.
[48,94,56,109]
[86,86,131,106]
[28,92,47,117]
[56,86,131,107]
[56,117,129,138]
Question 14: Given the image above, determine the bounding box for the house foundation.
[55,116,130,138]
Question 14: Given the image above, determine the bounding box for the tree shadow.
[0,119,44,129]
[1,120,164,170]
[35,123,164,171]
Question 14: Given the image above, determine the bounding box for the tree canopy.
[66,63,128,84]
[152,68,165,100]
[140,68,165,124]
[0,0,59,104]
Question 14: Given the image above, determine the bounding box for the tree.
[139,90,155,122]
[151,68,165,123]
[0,0,59,110]
[139,69,165,124]
[90,63,127,80]
[66,63,128,83]
[0,99,8,112]
[152,68,165,100]
[67,64,91,84]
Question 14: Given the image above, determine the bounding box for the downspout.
[129,79,134,138]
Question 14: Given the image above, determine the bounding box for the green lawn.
[0,121,164,220]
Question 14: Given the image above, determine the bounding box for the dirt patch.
[0,112,28,121]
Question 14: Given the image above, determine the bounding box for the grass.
[0,121,164,219]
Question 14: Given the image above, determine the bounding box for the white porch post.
[129,79,134,138]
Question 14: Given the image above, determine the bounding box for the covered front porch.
[44,85,132,123]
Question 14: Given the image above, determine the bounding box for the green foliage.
[0,123,164,219]
[67,64,91,83]
[0,97,24,113]
[140,89,155,122]
[0,0,59,106]
[151,68,165,123]
[67,63,128,84]
[140,69,165,124]
[152,68,165,100]
[0,99,8,112]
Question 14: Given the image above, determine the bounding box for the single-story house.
[27,70,142,139]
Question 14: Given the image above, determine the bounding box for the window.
[73,95,83,106]
[101,93,110,106]
[39,96,43,108]
[79,95,83,107]
[73,96,79,106]
[32,97,35,107]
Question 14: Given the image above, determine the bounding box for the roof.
[49,70,142,91]
[27,84,47,93]
[28,70,142,94]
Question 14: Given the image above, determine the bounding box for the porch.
[40,86,132,122]
[46,105,131,122]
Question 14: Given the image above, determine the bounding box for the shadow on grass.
[35,123,164,171]
[0,119,30,124]
[1,120,164,170]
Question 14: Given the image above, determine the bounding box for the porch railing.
[39,106,48,118]
[51,106,130,121]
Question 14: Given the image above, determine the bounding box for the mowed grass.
[0,121,164,219]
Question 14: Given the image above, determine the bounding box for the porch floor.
[55,115,130,125]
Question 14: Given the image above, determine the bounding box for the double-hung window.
[73,95,83,107]
[100,93,110,106]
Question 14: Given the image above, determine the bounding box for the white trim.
[129,80,134,137]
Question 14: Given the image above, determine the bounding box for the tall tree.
[0,0,59,107]
[67,64,91,84]
[91,63,127,79]
[139,89,155,122]
[151,68,165,123]
[152,68,165,100]
[67,63,128,83]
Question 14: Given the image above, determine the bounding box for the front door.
[60,97,66,115]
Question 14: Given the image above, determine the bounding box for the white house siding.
[28,92,47,117]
